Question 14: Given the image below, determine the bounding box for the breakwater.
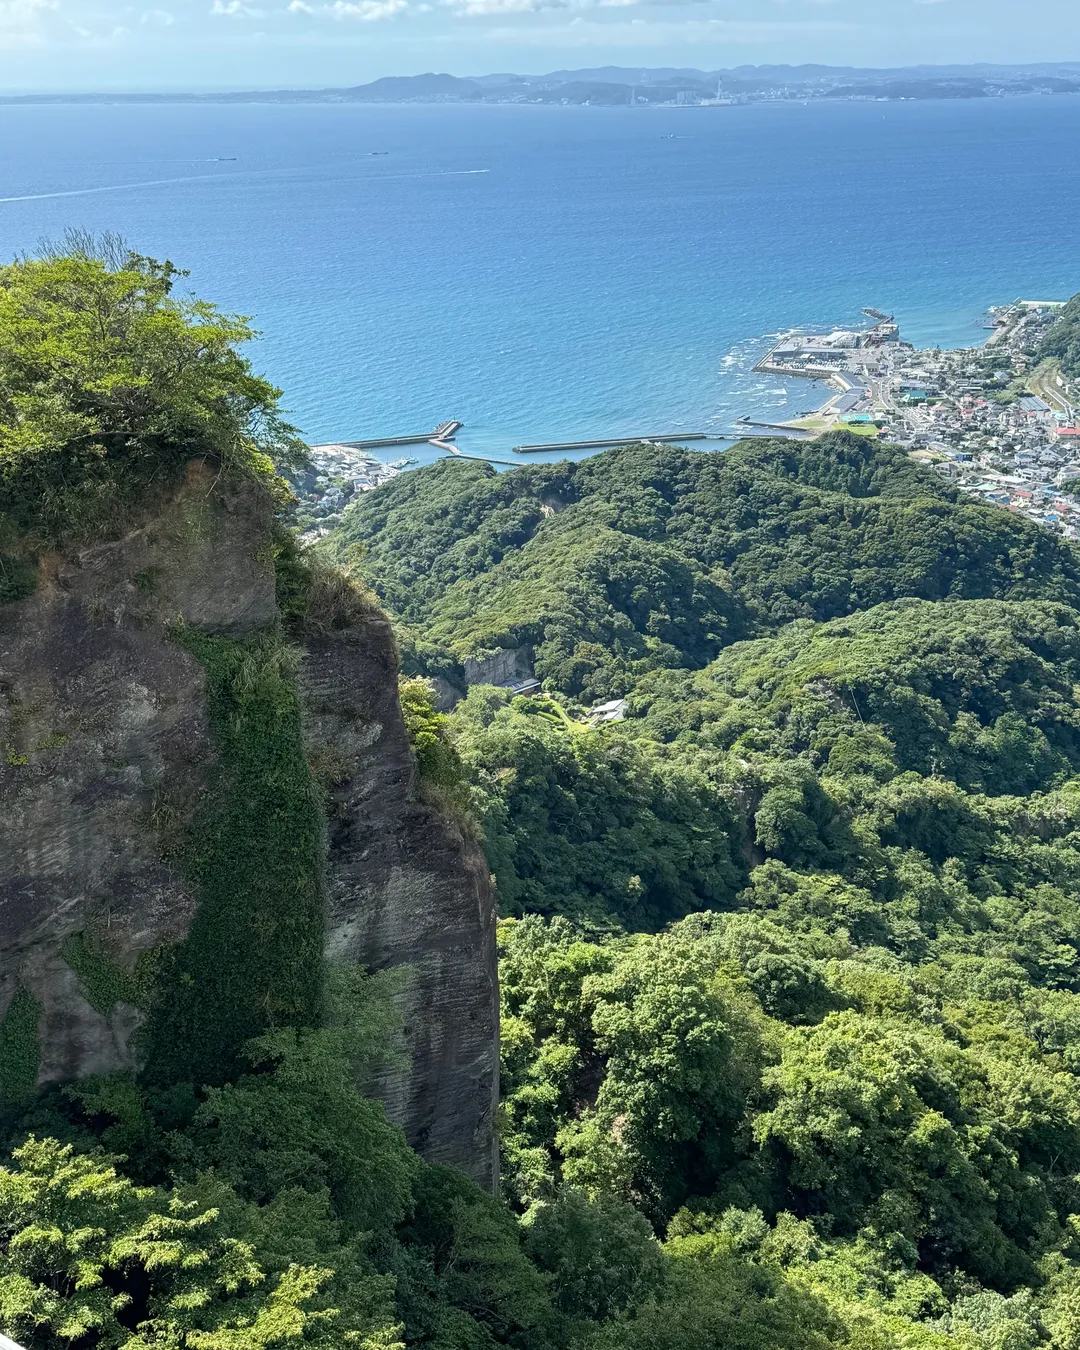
[320,420,462,451]
[513,432,708,454]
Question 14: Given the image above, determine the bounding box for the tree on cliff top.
[0,236,304,555]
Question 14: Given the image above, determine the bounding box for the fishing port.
[294,421,714,537]
[328,420,463,450]
[747,300,1080,537]
[292,301,1080,545]
[749,307,903,431]
[297,419,509,539]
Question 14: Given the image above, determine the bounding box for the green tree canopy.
[0,239,301,599]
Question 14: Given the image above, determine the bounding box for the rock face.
[0,465,498,1187]
[462,645,534,689]
[305,618,499,1189]
[0,465,274,1087]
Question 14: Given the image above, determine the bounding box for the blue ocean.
[0,95,1078,466]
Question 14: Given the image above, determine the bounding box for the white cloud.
[0,0,54,18]
[0,0,59,45]
[211,0,265,13]
[287,0,408,16]
[460,11,857,45]
[140,7,174,23]
[445,0,557,15]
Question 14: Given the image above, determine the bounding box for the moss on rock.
[61,932,161,1016]
[0,990,41,1104]
[142,627,326,1087]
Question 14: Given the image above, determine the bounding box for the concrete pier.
[440,448,523,467]
[312,419,462,452]
[736,418,812,436]
[513,432,707,454]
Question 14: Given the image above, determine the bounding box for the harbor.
[735,418,812,437]
[744,300,1080,537]
[298,419,521,538]
[293,298,1080,545]
[326,420,463,450]
[294,419,723,539]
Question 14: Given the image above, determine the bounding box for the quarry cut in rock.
[0,463,498,1188]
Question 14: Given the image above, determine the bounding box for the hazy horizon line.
[2,56,1079,101]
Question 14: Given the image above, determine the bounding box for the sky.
[0,0,1078,92]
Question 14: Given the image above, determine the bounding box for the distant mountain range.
[4,62,1080,106]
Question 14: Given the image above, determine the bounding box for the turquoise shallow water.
[0,95,1078,467]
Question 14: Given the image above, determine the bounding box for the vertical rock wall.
[0,468,276,1086]
[0,469,498,1187]
[304,616,499,1190]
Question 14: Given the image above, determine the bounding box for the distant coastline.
[4,94,1076,464]
[3,60,1080,108]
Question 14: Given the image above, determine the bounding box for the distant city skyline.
[0,0,1078,93]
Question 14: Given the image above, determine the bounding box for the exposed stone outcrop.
[305,618,499,1189]
[0,465,498,1186]
[426,646,536,712]
[462,645,534,689]
[0,464,274,1087]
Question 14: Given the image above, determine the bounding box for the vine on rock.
[142,626,326,1087]
[0,990,41,1105]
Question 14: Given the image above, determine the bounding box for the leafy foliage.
[574,1231,844,1350]
[332,430,1080,1347]
[0,992,40,1108]
[523,1190,664,1324]
[142,627,326,1087]
[329,434,1080,699]
[0,1136,399,1350]
[17,255,1080,1350]
[0,241,302,597]
[60,933,159,1016]
[499,918,763,1219]
[0,975,564,1350]
[400,678,465,791]
[447,688,745,929]
[633,597,1080,794]
[1040,293,1080,380]
[399,677,476,830]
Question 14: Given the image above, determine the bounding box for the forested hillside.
[334,432,1080,1348]
[1041,292,1080,380]
[10,244,1080,1350]
[333,435,1080,700]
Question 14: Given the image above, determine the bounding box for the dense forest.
[1041,293,1080,381]
[331,435,1080,701]
[0,245,638,1350]
[7,245,1080,1350]
[341,427,1080,1348]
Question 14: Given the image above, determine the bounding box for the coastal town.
[291,300,1080,543]
[292,442,415,542]
[752,301,1080,537]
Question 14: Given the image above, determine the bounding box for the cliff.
[306,613,498,1183]
[0,463,498,1187]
